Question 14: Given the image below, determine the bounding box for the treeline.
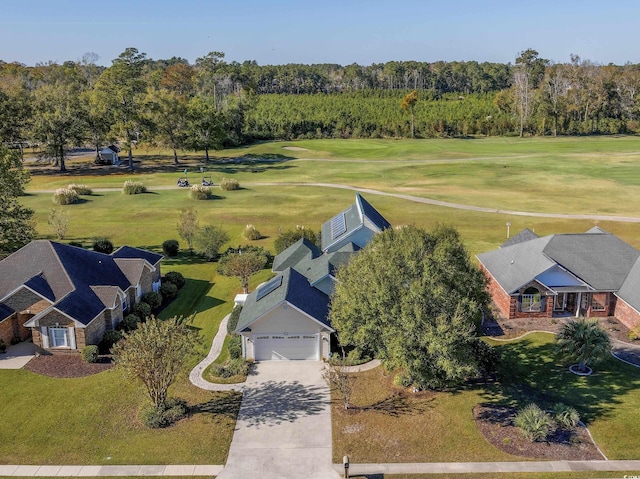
[1,48,640,167]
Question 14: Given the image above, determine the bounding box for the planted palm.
[555,318,611,373]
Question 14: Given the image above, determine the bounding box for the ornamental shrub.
[133,302,152,320]
[190,184,212,200]
[515,403,554,442]
[67,183,92,195]
[162,239,179,257]
[140,398,188,428]
[121,314,141,332]
[81,345,99,363]
[52,188,79,205]
[141,291,162,311]
[99,329,123,354]
[164,271,185,289]
[160,282,178,301]
[554,403,581,430]
[210,358,249,378]
[123,180,147,195]
[92,237,114,254]
[220,177,240,191]
[228,335,242,359]
[243,224,262,241]
[227,306,242,335]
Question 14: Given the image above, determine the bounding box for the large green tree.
[186,96,225,162]
[330,224,490,389]
[195,224,229,261]
[146,89,189,164]
[0,146,35,255]
[218,249,268,293]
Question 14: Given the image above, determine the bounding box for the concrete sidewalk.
[0,341,35,369]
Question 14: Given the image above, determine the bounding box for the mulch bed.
[473,404,604,460]
[24,354,113,378]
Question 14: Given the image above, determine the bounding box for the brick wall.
[480,265,512,319]
[84,312,109,346]
[614,298,640,331]
[0,315,15,345]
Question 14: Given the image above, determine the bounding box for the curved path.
[29,181,640,223]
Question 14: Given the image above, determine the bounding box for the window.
[591,293,607,312]
[49,327,68,348]
[121,294,128,312]
[521,287,541,312]
[136,284,142,299]
[152,280,161,293]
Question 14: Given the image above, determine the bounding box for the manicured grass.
[333,333,640,463]
[384,473,640,479]
[487,333,640,460]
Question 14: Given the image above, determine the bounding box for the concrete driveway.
[0,341,35,369]
[217,361,339,479]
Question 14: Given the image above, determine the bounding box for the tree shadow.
[239,380,328,427]
[481,337,640,424]
[357,392,434,417]
[190,391,242,420]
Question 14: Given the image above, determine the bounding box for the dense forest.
[1,48,639,168]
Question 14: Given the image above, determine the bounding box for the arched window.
[521,287,541,312]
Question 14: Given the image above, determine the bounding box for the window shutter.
[517,296,522,312]
[68,327,77,349]
[41,326,49,349]
[540,295,547,312]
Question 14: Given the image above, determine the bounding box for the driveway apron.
[217,361,340,479]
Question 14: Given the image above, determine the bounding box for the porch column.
[576,292,582,317]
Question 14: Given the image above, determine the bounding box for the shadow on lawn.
[240,380,327,426]
[483,337,640,424]
[357,392,434,417]
[191,391,242,419]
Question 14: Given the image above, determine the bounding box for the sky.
[1,0,639,67]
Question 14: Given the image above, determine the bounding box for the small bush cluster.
[210,358,249,378]
[162,239,179,257]
[140,398,188,428]
[220,177,239,191]
[629,325,640,341]
[68,183,92,195]
[515,402,581,442]
[228,335,242,359]
[160,282,178,301]
[123,180,147,195]
[190,184,212,200]
[81,345,99,363]
[227,306,242,335]
[243,224,262,241]
[121,314,141,332]
[164,271,186,289]
[133,301,152,320]
[52,188,79,205]
[99,329,123,354]
[92,237,114,254]
[141,291,162,311]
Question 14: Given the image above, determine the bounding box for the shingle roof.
[478,231,640,294]
[0,241,159,327]
[272,238,322,272]
[321,193,390,251]
[501,228,539,248]
[112,246,162,265]
[617,257,640,313]
[236,268,331,333]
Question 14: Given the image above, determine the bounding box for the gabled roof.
[321,193,390,252]
[113,258,146,287]
[617,257,640,313]
[294,246,358,285]
[113,246,163,266]
[236,268,332,333]
[478,229,640,295]
[272,238,322,272]
[501,228,538,248]
[0,241,159,327]
[90,286,121,309]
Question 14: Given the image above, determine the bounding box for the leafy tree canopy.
[329,224,490,390]
[274,226,319,254]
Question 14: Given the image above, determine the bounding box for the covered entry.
[253,333,319,360]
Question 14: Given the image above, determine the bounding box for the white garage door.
[253,334,319,360]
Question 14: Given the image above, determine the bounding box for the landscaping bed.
[473,404,603,460]
[24,354,113,378]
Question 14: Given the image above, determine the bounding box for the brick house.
[0,241,162,352]
[477,227,640,330]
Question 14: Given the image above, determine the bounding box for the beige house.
[0,241,161,352]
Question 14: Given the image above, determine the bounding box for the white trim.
[323,223,364,253]
[40,326,49,348]
[614,293,640,314]
[0,283,54,307]
[67,326,77,349]
[243,300,335,333]
[24,306,86,328]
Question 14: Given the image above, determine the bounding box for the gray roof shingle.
[501,228,539,248]
[617,257,640,313]
[272,238,322,272]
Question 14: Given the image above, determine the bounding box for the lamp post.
[506,222,511,239]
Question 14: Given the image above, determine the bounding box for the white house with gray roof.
[477,227,640,329]
[236,193,390,361]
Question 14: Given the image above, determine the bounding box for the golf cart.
[177,177,190,187]
[201,175,214,186]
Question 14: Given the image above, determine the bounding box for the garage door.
[253,334,319,360]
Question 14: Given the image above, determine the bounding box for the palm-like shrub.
[554,403,580,430]
[555,318,611,372]
[515,403,554,442]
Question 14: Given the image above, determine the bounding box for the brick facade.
[614,298,640,331]
[481,265,512,318]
